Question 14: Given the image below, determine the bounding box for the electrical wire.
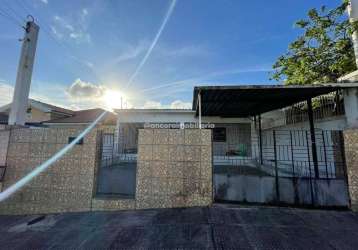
[3,0,25,23]
[14,0,99,80]
[0,7,23,28]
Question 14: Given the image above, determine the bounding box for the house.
[0,100,116,127]
[1,83,358,216]
[0,99,74,124]
[43,108,116,127]
[107,83,358,208]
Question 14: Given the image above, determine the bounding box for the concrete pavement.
[0,204,358,249]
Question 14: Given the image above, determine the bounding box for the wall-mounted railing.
[284,91,345,125]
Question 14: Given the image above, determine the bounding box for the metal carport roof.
[192,83,358,117]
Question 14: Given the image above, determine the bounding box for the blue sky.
[0,0,343,110]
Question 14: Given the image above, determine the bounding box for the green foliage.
[271,1,357,85]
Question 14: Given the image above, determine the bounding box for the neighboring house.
[43,108,116,127]
[0,100,116,127]
[0,99,74,124]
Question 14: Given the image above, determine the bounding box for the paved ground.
[1,204,358,249]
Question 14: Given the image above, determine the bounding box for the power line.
[13,0,99,80]
[3,0,25,22]
[0,7,23,28]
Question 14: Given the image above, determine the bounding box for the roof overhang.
[192,83,358,117]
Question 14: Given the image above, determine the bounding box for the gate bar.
[289,131,295,177]
[307,98,319,178]
[273,130,280,202]
[321,131,329,178]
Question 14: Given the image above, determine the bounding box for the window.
[68,137,84,145]
[213,127,226,142]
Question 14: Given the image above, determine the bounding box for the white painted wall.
[116,109,251,124]
[258,115,346,178]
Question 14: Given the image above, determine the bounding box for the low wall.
[0,127,99,214]
[136,129,213,209]
[214,173,349,207]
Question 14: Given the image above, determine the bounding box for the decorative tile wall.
[344,129,358,211]
[136,129,213,209]
[0,127,99,215]
[0,126,213,214]
[0,126,120,215]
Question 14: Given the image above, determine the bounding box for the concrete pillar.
[348,0,358,67]
[9,21,39,126]
[343,129,358,211]
[343,88,358,211]
[343,88,358,128]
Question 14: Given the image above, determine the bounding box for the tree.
[271,1,358,85]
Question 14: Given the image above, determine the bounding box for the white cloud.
[170,100,191,109]
[141,100,191,109]
[82,9,88,16]
[50,26,63,39]
[143,100,163,109]
[69,32,91,43]
[52,10,91,44]
[113,41,149,64]
[0,82,14,107]
[138,65,273,99]
[65,79,131,110]
[158,45,211,58]
[40,0,48,4]
[0,78,192,112]
[67,79,105,99]
[54,16,74,31]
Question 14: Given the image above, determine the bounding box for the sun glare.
[103,90,125,110]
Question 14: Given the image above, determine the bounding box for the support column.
[343,88,358,128]
[307,98,319,178]
[343,88,358,211]
[258,115,263,165]
[348,0,358,67]
[9,19,39,125]
[344,129,358,211]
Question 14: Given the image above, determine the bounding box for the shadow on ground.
[1,204,358,249]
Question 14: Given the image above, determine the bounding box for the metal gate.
[95,131,136,198]
[213,128,350,208]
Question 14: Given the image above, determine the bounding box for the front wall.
[136,129,213,209]
[0,127,98,214]
[344,129,358,211]
[0,127,213,214]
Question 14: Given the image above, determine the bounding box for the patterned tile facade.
[0,127,99,215]
[344,129,358,211]
[0,126,122,215]
[136,129,213,209]
[0,126,213,214]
